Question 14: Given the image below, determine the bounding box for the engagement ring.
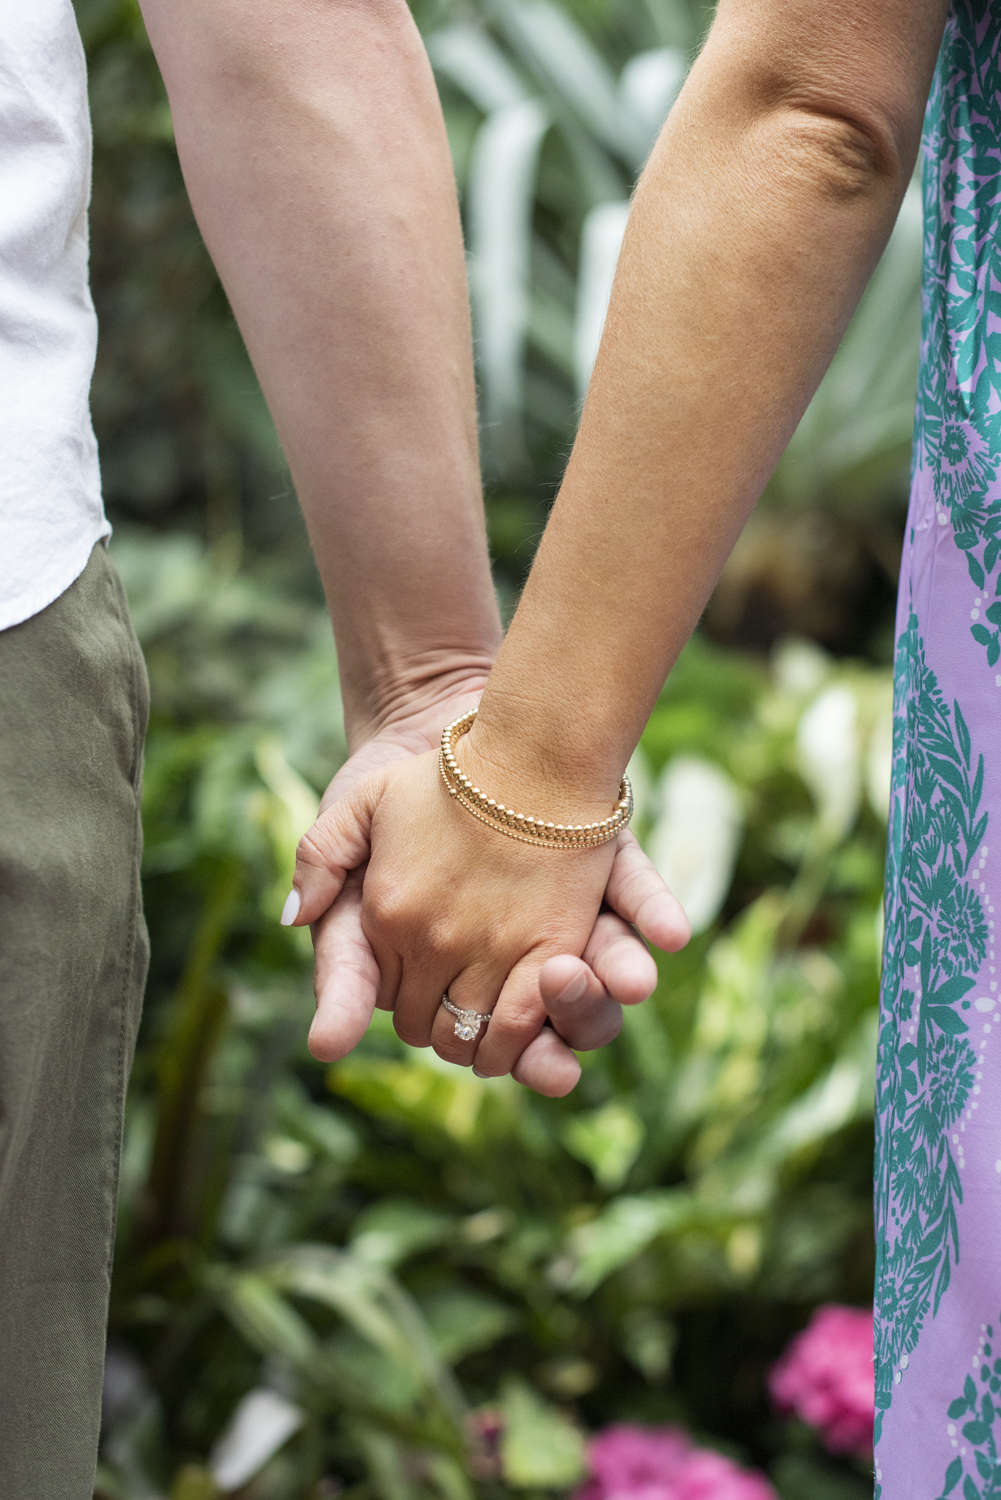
[441,994,492,1042]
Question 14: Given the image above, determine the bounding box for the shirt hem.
[0,517,113,633]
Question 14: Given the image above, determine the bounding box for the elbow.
[760,102,908,203]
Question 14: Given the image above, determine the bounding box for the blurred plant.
[91,529,889,1500]
[769,1306,875,1460]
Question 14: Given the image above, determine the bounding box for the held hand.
[290,742,689,1095]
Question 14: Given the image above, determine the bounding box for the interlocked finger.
[429,967,505,1065]
[466,955,555,1078]
[540,953,623,1052]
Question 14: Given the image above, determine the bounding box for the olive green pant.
[0,545,149,1499]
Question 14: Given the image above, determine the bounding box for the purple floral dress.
[875,5,1001,1496]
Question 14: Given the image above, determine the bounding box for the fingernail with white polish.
[472,1068,488,1079]
[280,888,301,926]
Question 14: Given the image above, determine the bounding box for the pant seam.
[104,562,147,1285]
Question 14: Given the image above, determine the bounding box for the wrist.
[342,651,496,755]
[457,697,627,829]
[444,710,631,847]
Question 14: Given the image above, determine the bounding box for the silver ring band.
[441,994,492,1042]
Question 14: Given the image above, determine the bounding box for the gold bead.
[440,707,632,849]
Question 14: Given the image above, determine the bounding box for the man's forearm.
[139,0,501,748]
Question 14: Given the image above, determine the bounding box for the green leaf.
[963,1420,990,1444]
[562,1100,645,1190]
[170,1467,218,1500]
[350,1202,455,1269]
[925,1006,970,1036]
[944,1456,963,1493]
[949,1398,971,1419]
[219,1273,316,1367]
[419,1289,519,1364]
[468,97,551,469]
[499,1378,586,1489]
[564,1190,703,1296]
[266,1244,458,1408]
[955,702,972,765]
[928,975,977,1008]
[972,624,993,647]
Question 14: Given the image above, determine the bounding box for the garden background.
[78,0,920,1496]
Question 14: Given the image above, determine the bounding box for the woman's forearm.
[463,0,948,818]
[139,0,501,750]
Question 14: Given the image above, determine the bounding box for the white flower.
[772,637,831,699]
[797,685,860,842]
[647,757,743,934]
[211,1389,306,1492]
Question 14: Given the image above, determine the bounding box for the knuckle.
[363,880,407,934]
[296,826,329,869]
[419,915,458,962]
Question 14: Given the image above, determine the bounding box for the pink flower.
[769,1304,874,1456]
[575,1424,776,1500]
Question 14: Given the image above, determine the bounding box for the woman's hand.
[288,728,690,1095]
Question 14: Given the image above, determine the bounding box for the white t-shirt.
[0,0,109,632]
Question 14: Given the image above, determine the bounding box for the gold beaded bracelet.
[439,709,632,850]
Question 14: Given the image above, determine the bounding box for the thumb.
[308,869,380,1061]
[281,773,382,927]
[604,828,691,953]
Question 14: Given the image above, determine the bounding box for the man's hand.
[293,682,689,1097]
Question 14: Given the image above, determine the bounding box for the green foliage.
[94,532,885,1498]
[72,1,909,1496]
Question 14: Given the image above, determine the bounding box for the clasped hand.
[285,721,689,1096]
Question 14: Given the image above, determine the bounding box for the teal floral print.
[876,4,1001,1494]
[874,613,986,1447]
[916,6,1001,665]
[934,1321,1001,1498]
